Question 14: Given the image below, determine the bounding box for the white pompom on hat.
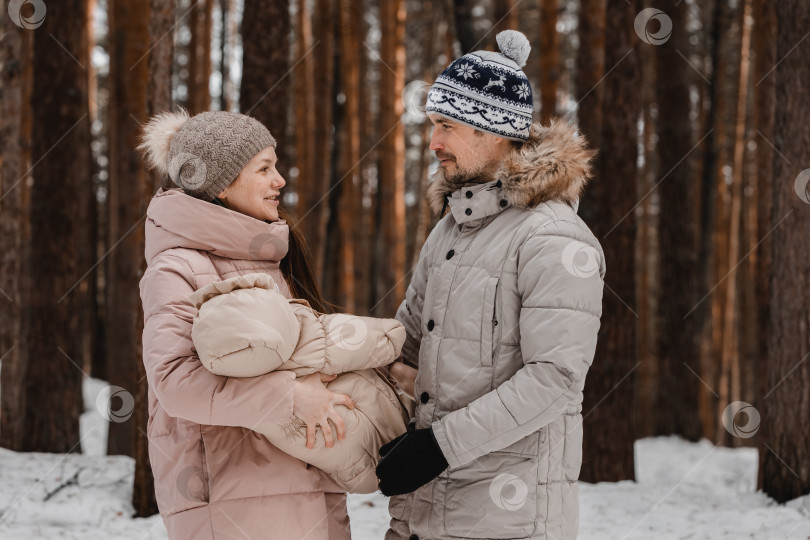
[496,30,531,68]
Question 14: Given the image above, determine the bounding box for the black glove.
[376,428,449,496]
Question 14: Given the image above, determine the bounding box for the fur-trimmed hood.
[426,120,596,215]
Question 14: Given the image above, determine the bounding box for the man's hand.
[376,428,448,496]
[389,361,417,398]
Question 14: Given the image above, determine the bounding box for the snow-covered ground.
[0,376,808,539]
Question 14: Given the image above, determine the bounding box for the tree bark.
[131,0,176,517]
[292,0,315,217]
[332,0,361,311]
[579,0,638,483]
[492,0,519,36]
[750,0,775,491]
[377,0,407,317]
[240,0,291,180]
[539,0,559,123]
[760,0,810,503]
[453,0,482,54]
[575,0,606,151]
[24,0,91,452]
[187,0,213,113]
[0,6,34,452]
[105,0,151,459]
[300,0,335,283]
[653,0,703,441]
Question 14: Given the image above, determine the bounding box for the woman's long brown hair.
[277,207,331,314]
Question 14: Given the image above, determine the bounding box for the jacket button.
[420,392,430,404]
[500,199,508,207]
[466,190,473,198]
[427,319,435,331]
[465,208,472,216]
[446,249,455,260]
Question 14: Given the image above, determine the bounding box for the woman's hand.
[293,373,355,449]
[389,361,417,398]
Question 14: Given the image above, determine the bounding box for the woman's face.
[217,146,286,222]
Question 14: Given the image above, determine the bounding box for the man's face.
[428,114,507,184]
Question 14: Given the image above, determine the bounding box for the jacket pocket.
[480,277,500,367]
[197,431,212,503]
[442,447,538,539]
[562,413,583,481]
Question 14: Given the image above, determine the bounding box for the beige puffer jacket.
[189,272,413,493]
[386,121,605,540]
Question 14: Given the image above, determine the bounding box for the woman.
[138,109,354,539]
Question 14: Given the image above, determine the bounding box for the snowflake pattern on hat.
[455,63,480,80]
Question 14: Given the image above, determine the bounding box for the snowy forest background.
[1,0,809,538]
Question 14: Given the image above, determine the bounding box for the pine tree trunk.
[539,0,559,123]
[579,0,638,483]
[635,31,659,440]
[575,0,605,151]
[0,9,34,452]
[240,0,291,179]
[132,0,175,517]
[453,0,481,53]
[377,0,406,317]
[653,0,702,442]
[709,0,743,445]
[292,0,315,217]
[334,0,360,311]
[716,0,753,447]
[492,0,519,36]
[106,0,151,459]
[353,0,372,314]
[760,0,810,503]
[24,0,91,452]
[301,0,335,282]
[187,0,213,114]
[750,0,775,491]
[78,0,101,400]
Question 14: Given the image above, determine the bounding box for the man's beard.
[443,162,492,188]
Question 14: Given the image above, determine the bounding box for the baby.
[189,272,414,494]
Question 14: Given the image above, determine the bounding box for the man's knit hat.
[138,109,276,201]
[426,30,533,141]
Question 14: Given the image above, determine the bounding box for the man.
[377,30,606,540]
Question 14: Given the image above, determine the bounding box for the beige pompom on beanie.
[138,109,276,201]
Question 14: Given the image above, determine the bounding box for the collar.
[447,179,510,226]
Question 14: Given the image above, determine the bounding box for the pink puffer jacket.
[140,188,350,540]
[189,272,412,493]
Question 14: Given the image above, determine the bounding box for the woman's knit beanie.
[138,109,276,201]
